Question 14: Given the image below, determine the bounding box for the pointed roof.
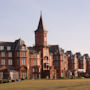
[36,13,46,31]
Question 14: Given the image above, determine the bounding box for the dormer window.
[0,46,4,50]
[7,46,11,51]
[22,46,26,50]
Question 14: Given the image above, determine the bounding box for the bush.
[3,79,9,83]
[0,80,3,84]
[21,78,24,80]
[11,80,15,82]
[84,74,90,78]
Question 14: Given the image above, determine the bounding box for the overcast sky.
[0,0,90,55]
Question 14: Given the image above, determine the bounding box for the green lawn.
[0,79,90,90]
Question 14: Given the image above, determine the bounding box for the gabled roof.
[14,38,26,50]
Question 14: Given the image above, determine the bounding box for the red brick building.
[66,51,78,78]
[0,14,90,80]
[0,39,29,80]
[49,45,68,78]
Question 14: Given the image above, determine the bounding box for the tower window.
[33,54,36,58]
[22,59,26,65]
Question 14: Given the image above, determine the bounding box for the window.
[0,46,4,50]
[21,52,26,57]
[1,59,5,65]
[39,68,40,72]
[8,52,12,57]
[1,52,5,57]
[33,54,36,58]
[45,52,47,56]
[38,60,40,65]
[17,52,19,57]
[21,72,27,79]
[45,60,47,63]
[0,72,3,79]
[22,59,26,65]
[39,55,40,58]
[39,74,41,78]
[17,59,19,65]
[22,46,26,50]
[7,46,11,50]
[8,59,12,65]
[33,60,37,66]
[32,68,35,72]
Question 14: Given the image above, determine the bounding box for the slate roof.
[35,14,46,32]
[0,38,26,51]
[0,41,15,51]
[49,45,60,55]
[28,47,39,54]
[66,51,72,56]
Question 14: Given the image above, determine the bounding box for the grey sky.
[0,0,90,55]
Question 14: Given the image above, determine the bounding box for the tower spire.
[37,12,46,31]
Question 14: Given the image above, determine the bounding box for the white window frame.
[7,46,11,51]
[22,59,26,65]
[32,68,35,72]
[8,52,12,57]
[8,59,13,65]
[0,72,3,79]
[33,54,36,58]
[1,52,5,57]
[45,60,47,63]
[1,59,5,65]
[45,52,47,56]
[39,68,41,72]
[33,60,37,66]
[21,52,26,57]
[0,46,4,50]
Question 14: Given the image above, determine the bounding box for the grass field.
[0,79,90,90]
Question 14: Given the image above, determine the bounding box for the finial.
[40,11,42,16]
